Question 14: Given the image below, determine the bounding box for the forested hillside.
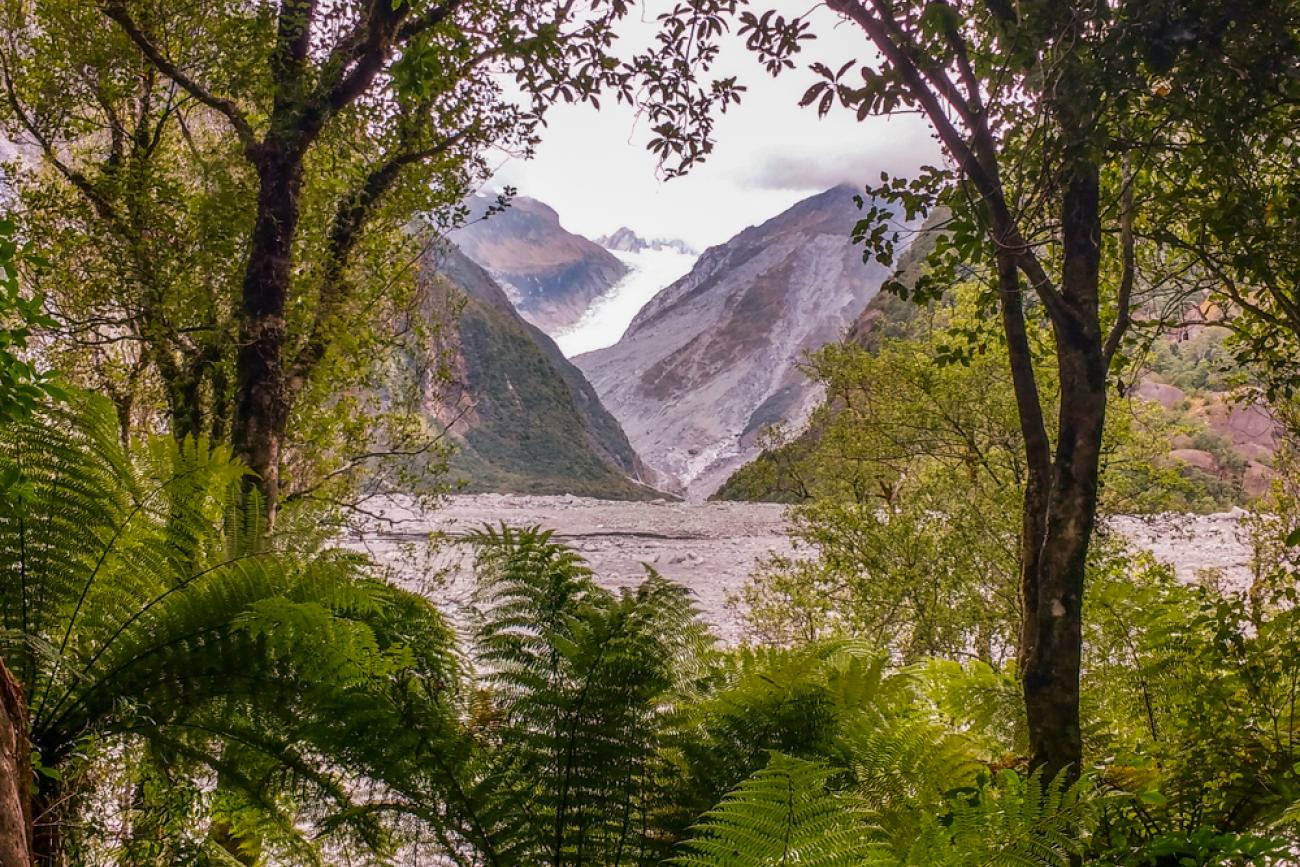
[428,246,657,498]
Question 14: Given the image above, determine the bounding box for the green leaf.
[1138,789,1168,806]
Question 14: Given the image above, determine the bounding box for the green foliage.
[895,770,1098,867]
[397,524,710,865]
[731,290,1255,650]
[1145,328,1242,396]
[672,642,901,816]
[675,753,1100,867]
[727,323,1033,654]
[0,213,59,424]
[1080,527,1300,863]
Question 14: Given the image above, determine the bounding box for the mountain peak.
[596,226,695,256]
[574,183,914,499]
[448,194,628,332]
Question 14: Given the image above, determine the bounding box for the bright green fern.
[673,752,884,867]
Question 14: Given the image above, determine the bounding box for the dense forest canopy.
[1,0,1299,865]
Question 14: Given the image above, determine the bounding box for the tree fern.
[435,525,709,866]
[0,393,464,863]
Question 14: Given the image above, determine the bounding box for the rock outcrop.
[575,185,908,498]
[449,195,628,332]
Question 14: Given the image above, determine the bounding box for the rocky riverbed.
[346,494,1257,641]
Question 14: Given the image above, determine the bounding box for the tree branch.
[867,0,978,130]
[398,0,467,41]
[268,0,319,127]
[826,0,1069,322]
[1103,155,1135,364]
[102,0,257,154]
[0,63,120,225]
[998,249,1052,488]
[286,127,471,394]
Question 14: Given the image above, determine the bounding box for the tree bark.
[997,250,1050,681]
[1020,167,1106,783]
[0,659,32,867]
[28,783,63,867]
[231,148,303,522]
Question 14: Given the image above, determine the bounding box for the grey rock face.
[575,185,909,499]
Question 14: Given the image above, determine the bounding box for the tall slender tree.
[732,0,1283,780]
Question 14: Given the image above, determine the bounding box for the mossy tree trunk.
[0,659,32,867]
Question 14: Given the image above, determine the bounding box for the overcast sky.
[487,5,943,251]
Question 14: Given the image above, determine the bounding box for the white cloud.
[484,5,944,250]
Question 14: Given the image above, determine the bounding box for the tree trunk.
[996,250,1051,685]
[0,659,32,867]
[1020,166,1106,784]
[231,147,304,523]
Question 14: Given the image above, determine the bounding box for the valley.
[434,185,1281,509]
[7,5,1300,860]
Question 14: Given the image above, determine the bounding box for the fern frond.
[674,752,885,867]
[456,526,712,865]
[900,769,1101,866]
[0,393,464,863]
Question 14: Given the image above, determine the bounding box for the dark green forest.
[2,1,1300,865]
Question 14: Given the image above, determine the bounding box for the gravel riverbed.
[346,494,1256,641]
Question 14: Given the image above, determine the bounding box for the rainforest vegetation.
[2,0,1300,865]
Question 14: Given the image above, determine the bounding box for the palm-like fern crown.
[440,524,709,866]
[0,395,462,861]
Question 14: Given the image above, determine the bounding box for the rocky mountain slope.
[715,223,1285,507]
[449,195,628,332]
[421,244,657,499]
[574,184,909,498]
